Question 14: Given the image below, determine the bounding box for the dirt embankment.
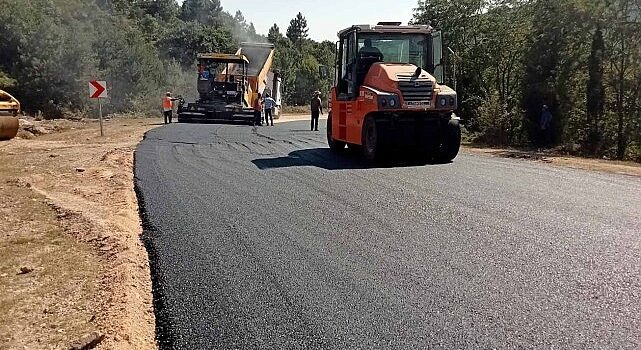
[0,117,161,349]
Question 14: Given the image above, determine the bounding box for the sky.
[218,0,419,42]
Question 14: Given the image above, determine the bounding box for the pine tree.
[180,0,223,26]
[268,24,282,44]
[144,0,179,21]
[286,12,308,44]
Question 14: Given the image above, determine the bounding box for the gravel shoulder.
[0,117,160,349]
[465,146,641,178]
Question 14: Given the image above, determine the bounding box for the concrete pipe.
[0,116,19,141]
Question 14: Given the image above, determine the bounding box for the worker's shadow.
[252,148,441,171]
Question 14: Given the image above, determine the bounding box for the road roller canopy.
[338,23,434,37]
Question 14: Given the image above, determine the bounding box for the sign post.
[99,98,103,137]
[89,80,108,136]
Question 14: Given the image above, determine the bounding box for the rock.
[19,118,34,128]
[49,154,59,158]
[20,122,50,135]
[75,167,86,173]
[17,267,34,275]
[68,332,105,350]
[16,130,35,140]
[31,126,50,135]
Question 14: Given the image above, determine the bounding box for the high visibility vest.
[162,96,172,110]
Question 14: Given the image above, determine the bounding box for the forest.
[414,0,641,160]
[0,0,640,160]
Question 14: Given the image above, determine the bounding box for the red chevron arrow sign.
[89,80,107,99]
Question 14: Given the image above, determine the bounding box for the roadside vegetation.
[414,0,641,160]
[1,0,640,160]
[0,0,333,117]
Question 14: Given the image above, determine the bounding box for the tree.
[603,0,641,159]
[144,0,179,21]
[159,21,236,67]
[180,0,223,26]
[0,70,16,89]
[521,0,569,145]
[268,24,282,44]
[585,25,605,154]
[0,0,97,117]
[413,0,490,127]
[286,12,308,44]
[248,22,257,37]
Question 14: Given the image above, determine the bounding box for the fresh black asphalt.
[134,120,641,349]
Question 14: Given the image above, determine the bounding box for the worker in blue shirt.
[539,104,553,147]
[262,93,277,126]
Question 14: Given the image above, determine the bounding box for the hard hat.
[166,92,171,96]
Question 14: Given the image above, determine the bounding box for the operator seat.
[356,50,383,87]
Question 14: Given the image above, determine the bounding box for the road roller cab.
[0,90,20,116]
[325,22,461,162]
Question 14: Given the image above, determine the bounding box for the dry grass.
[280,105,311,114]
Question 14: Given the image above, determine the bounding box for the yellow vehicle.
[177,43,280,124]
[0,90,20,116]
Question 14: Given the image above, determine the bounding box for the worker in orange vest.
[162,92,178,124]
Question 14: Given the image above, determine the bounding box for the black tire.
[327,114,345,152]
[436,119,461,162]
[346,143,361,154]
[362,117,378,162]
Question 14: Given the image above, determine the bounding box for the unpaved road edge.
[0,118,159,349]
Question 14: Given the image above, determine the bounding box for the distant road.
[135,121,641,349]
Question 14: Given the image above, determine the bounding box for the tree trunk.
[586,26,605,154]
[616,35,627,160]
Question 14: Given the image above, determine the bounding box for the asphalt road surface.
[135,120,641,349]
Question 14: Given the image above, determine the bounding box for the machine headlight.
[379,94,399,109]
[449,97,456,106]
[389,98,396,107]
[440,97,448,107]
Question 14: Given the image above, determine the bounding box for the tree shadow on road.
[252,148,449,171]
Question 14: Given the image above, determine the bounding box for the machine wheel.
[436,119,461,162]
[346,143,361,154]
[362,117,379,162]
[327,114,345,152]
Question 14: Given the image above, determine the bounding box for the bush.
[475,94,522,146]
